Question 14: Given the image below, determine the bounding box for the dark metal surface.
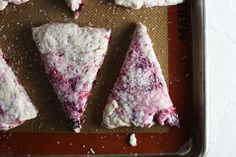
[188,0,207,156]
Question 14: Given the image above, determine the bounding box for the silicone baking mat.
[0,0,168,133]
[0,0,193,155]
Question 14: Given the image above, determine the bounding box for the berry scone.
[0,0,29,11]
[115,0,184,9]
[65,0,84,19]
[0,49,38,131]
[32,23,111,133]
[102,23,179,129]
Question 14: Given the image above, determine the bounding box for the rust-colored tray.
[0,0,207,156]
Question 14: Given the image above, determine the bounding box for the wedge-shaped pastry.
[32,23,111,133]
[65,0,84,19]
[115,0,184,9]
[0,0,29,11]
[0,49,38,131]
[102,23,179,129]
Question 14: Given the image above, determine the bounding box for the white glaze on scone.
[32,23,111,133]
[102,23,179,129]
[0,49,38,131]
[65,0,83,19]
[115,0,184,9]
[0,0,29,11]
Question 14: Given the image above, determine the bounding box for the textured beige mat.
[0,0,168,133]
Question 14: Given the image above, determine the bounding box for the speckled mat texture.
[0,0,168,133]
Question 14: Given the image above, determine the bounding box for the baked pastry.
[32,23,111,133]
[115,0,184,9]
[0,49,38,131]
[0,0,29,11]
[102,23,179,129]
[65,0,84,19]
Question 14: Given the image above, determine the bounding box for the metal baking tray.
[0,0,207,156]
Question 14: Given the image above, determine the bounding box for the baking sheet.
[0,0,196,156]
[0,0,169,133]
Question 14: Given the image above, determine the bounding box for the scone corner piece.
[0,48,38,131]
[102,23,179,129]
[0,0,30,11]
[115,0,184,9]
[32,22,111,133]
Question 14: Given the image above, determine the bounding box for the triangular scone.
[102,23,179,129]
[32,23,111,133]
[0,0,29,10]
[0,49,38,131]
[65,0,84,19]
[115,0,184,9]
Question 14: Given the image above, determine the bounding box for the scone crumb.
[129,133,137,147]
[90,148,95,154]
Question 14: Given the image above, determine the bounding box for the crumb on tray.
[90,148,95,154]
[129,133,137,147]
